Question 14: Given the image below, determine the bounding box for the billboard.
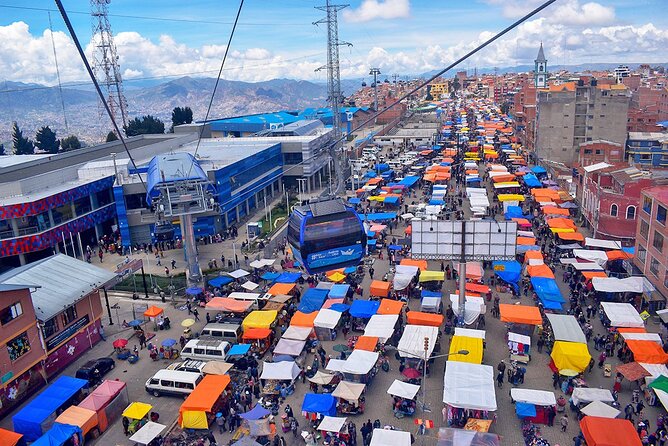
[411,220,517,260]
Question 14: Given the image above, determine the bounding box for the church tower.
[534,42,547,88]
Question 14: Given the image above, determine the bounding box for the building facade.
[635,186,668,300]
[577,140,624,166]
[626,132,668,168]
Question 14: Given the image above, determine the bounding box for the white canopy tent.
[273,338,306,357]
[393,265,419,291]
[567,261,604,271]
[249,259,276,269]
[510,389,556,406]
[600,302,644,328]
[580,401,621,419]
[370,429,412,446]
[228,292,263,301]
[641,363,668,384]
[229,269,250,279]
[398,325,439,358]
[283,325,313,341]
[593,277,644,294]
[387,379,420,400]
[585,237,621,250]
[620,332,662,344]
[508,332,531,346]
[573,249,608,267]
[364,315,399,342]
[454,327,485,339]
[326,350,379,375]
[443,361,497,411]
[314,309,342,330]
[571,388,615,405]
[657,309,668,324]
[421,296,442,313]
[449,294,486,325]
[546,314,587,344]
[316,282,334,290]
[332,381,366,402]
[260,361,300,381]
[317,416,348,433]
[129,422,166,445]
[241,281,259,291]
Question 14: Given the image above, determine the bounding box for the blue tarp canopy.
[32,423,82,446]
[209,276,233,287]
[384,196,399,205]
[376,163,390,172]
[240,404,271,420]
[329,284,350,299]
[516,245,540,253]
[343,267,357,274]
[531,166,547,174]
[302,393,337,416]
[13,376,88,441]
[398,176,419,187]
[367,239,377,246]
[298,288,328,313]
[531,277,565,307]
[275,272,302,283]
[429,199,445,205]
[350,300,380,319]
[260,272,281,281]
[364,212,397,221]
[515,402,537,418]
[364,171,377,178]
[622,246,635,255]
[228,344,251,356]
[348,198,361,204]
[330,304,350,312]
[523,174,542,188]
[504,206,524,220]
[421,290,442,298]
[493,261,522,293]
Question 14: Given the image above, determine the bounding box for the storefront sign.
[44,318,101,377]
[46,315,90,351]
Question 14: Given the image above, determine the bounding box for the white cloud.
[343,0,410,23]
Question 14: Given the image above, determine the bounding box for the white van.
[181,339,231,361]
[166,359,208,375]
[200,323,242,343]
[145,369,202,397]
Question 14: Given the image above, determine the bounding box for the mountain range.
[0,77,328,146]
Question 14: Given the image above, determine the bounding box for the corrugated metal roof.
[0,254,117,321]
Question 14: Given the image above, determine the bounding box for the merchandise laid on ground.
[2,97,667,446]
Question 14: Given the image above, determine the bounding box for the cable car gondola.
[287,198,367,274]
[153,220,175,242]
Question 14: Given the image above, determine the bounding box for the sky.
[0,0,667,89]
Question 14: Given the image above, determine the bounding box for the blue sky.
[0,0,667,85]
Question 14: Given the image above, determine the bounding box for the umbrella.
[127,319,144,327]
[186,287,203,295]
[333,344,350,353]
[559,369,579,377]
[402,368,421,379]
[161,338,177,347]
[113,338,128,348]
[181,318,196,328]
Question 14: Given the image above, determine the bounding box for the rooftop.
[628,132,668,141]
[643,185,668,204]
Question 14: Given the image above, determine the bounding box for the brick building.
[577,140,624,166]
[635,186,668,300]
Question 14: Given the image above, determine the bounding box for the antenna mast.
[91,0,128,131]
[314,0,350,195]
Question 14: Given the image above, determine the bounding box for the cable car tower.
[146,153,217,285]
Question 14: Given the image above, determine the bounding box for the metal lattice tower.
[91,0,128,130]
[314,1,350,195]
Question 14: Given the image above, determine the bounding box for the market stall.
[273,338,307,359]
[0,428,24,446]
[387,379,420,418]
[406,311,444,327]
[377,298,405,315]
[449,335,483,364]
[571,388,615,407]
[510,389,556,425]
[370,280,392,298]
[290,311,319,328]
[54,406,98,439]
[331,381,366,415]
[600,302,644,328]
[545,314,587,344]
[442,361,497,427]
[122,402,153,435]
[326,350,380,384]
[179,375,232,430]
[242,310,278,330]
[370,429,411,446]
[350,300,380,331]
[31,423,82,446]
[316,416,349,445]
[363,314,399,342]
[499,304,542,336]
[242,328,273,355]
[283,325,314,341]
[580,416,642,446]
[420,291,442,314]
[550,341,591,375]
[128,421,166,446]
[313,309,343,341]
[78,379,128,433]
[507,332,531,363]
[259,361,300,402]
[398,325,439,360]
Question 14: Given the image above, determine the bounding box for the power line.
[47,11,68,132]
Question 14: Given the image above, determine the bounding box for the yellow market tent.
[551,341,591,373]
[122,402,152,420]
[419,270,445,282]
[449,336,483,364]
[242,310,278,330]
[498,194,525,202]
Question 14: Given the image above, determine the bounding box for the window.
[194,348,205,355]
[650,256,660,276]
[640,154,652,161]
[595,150,602,155]
[626,206,636,220]
[664,272,668,290]
[61,305,77,326]
[149,378,159,385]
[638,245,647,263]
[643,196,652,214]
[0,302,23,325]
[7,331,31,362]
[640,219,649,239]
[654,231,664,252]
[205,348,223,356]
[658,205,667,225]
[610,204,618,217]
[584,149,593,155]
[282,152,303,165]
[42,317,59,338]
[160,380,174,388]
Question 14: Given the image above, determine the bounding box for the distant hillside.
[0,77,328,146]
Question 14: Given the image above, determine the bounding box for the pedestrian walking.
[171,259,176,269]
[290,417,299,437]
[546,406,556,427]
[193,308,200,322]
[598,351,607,368]
[496,370,504,388]
[99,324,106,341]
[560,413,569,432]
[122,416,130,435]
[216,412,225,433]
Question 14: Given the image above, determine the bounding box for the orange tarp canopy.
[55,406,99,436]
[370,280,391,297]
[406,311,444,327]
[377,298,404,315]
[400,259,428,271]
[499,304,542,325]
[523,250,544,264]
[322,298,344,309]
[532,189,561,200]
[558,232,585,242]
[543,206,570,216]
[465,283,490,294]
[580,416,642,446]
[179,374,231,420]
[268,283,296,295]
[617,327,646,333]
[0,428,22,446]
[355,336,379,351]
[582,271,607,280]
[512,218,532,227]
[206,297,253,313]
[517,237,536,246]
[492,174,517,183]
[242,328,272,340]
[625,340,668,364]
[547,218,577,230]
[291,311,318,327]
[367,177,383,185]
[144,305,164,318]
[527,264,555,279]
[404,225,412,235]
[607,250,634,260]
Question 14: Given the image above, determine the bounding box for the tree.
[424,85,434,101]
[35,126,60,154]
[451,77,461,92]
[124,115,165,137]
[60,135,82,152]
[0,143,6,155]
[170,106,193,131]
[106,131,119,142]
[12,122,34,155]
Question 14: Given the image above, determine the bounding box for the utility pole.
[369,68,381,113]
[314,1,351,196]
